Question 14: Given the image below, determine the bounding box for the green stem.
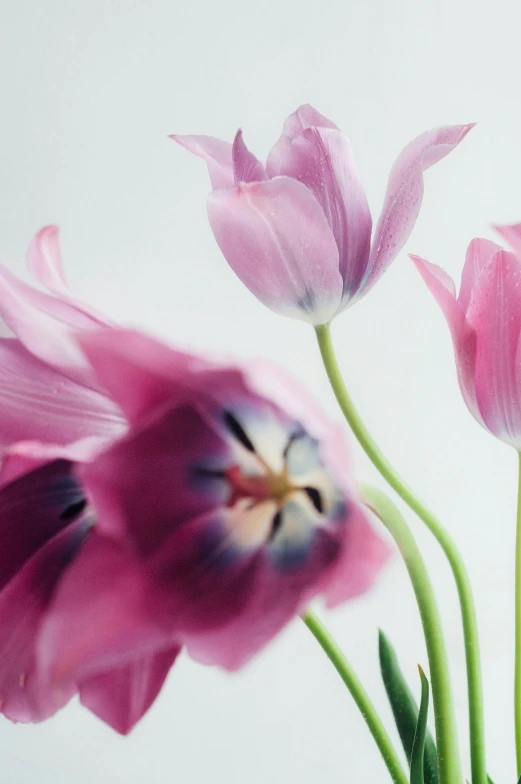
[303,611,408,784]
[316,323,485,784]
[515,452,521,774]
[361,484,461,784]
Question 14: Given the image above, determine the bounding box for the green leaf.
[410,667,429,784]
[379,631,439,784]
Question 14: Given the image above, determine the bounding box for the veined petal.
[232,130,267,184]
[170,134,234,189]
[266,104,338,176]
[0,265,105,388]
[0,517,89,722]
[26,225,69,296]
[459,238,504,312]
[363,124,474,295]
[494,222,521,258]
[37,532,173,689]
[0,437,109,488]
[411,254,479,418]
[207,177,343,325]
[0,340,124,448]
[280,127,371,298]
[79,646,180,734]
[466,250,521,446]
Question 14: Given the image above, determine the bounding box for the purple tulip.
[173,105,473,324]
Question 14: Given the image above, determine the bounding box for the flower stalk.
[515,451,521,774]
[315,322,486,784]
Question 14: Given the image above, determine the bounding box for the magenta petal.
[494,222,521,258]
[266,104,338,176]
[79,646,180,734]
[0,438,107,488]
[81,403,229,550]
[37,532,172,688]
[171,134,234,189]
[0,339,124,448]
[26,226,69,296]
[280,127,371,297]
[232,130,267,184]
[324,503,391,607]
[364,124,474,295]
[466,250,521,445]
[207,177,342,324]
[459,238,504,312]
[0,518,88,722]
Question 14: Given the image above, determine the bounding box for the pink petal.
[79,646,180,734]
[0,265,105,388]
[0,460,88,594]
[0,517,88,722]
[466,250,521,446]
[80,403,230,549]
[280,127,371,298]
[77,328,213,422]
[207,177,343,325]
[459,238,504,312]
[324,503,392,607]
[232,130,267,184]
[266,104,338,176]
[37,532,173,688]
[0,437,108,488]
[411,254,479,419]
[0,339,124,449]
[364,124,474,294]
[26,225,69,296]
[494,222,521,258]
[170,134,234,189]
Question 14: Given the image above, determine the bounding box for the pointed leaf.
[410,667,429,784]
[379,631,438,784]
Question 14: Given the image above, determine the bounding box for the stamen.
[269,509,283,540]
[223,411,256,452]
[304,487,324,514]
[60,499,87,523]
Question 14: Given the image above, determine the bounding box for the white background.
[0,0,519,781]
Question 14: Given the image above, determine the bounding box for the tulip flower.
[173,105,473,325]
[412,232,521,448]
[34,328,389,697]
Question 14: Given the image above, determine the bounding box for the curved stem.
[361,484,461,784]
[515,452,521,774]
[316,323,484,784]
[303,611,408,784]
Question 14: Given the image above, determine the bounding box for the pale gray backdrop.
[0,0,518,781]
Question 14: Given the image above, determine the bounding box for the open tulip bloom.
[7,104,521,784]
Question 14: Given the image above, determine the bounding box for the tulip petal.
[280,127,371,297]
[79,646,180,734]
[0,265,106,388]
[232,130,267,184]
[207,176,343,324]
[26,226,69,296]
[266,104,338,176]
[0,459,88,593]
[170,134,234,189]
[459,238,504,312]
[494,222,521,258]
[324,503,391,606]
[0,437,108,488]
[0,339,124,448]
[364,124,474,295]
[37,532,173,689]
[81,403,230,550]
[466,250,521,445]
[0,517,89,722]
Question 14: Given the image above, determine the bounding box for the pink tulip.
[412,226,521,447]
[33,327,389,704]
[173,105,473,325]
